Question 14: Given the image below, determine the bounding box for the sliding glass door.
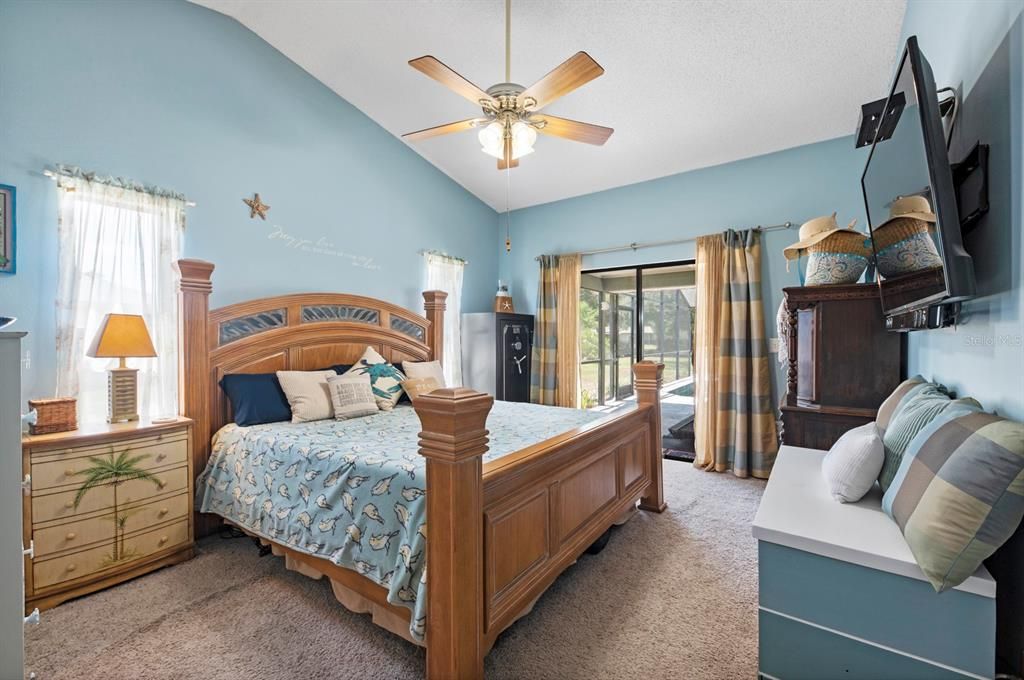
[580,261,695,407]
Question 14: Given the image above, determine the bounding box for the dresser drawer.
[33,492,190,558]
[31,437,188,492]
[33,518,190,590]
[32,466,190,525]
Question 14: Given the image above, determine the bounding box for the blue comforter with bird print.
[195,401,605,642]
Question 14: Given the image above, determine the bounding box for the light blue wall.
[896,1,1024,674]
[899,0,1024,422]
[0,0,497,402]
[499,136,870,400]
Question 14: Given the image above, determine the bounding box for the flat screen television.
[861,36,975,320]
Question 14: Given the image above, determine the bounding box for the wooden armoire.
[780,283,905,450]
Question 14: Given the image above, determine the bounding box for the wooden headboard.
[175,259,446,532]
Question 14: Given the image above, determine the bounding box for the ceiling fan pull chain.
[505,162,512,253]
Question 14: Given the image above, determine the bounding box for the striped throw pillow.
[882,405,1024,592]
[875,376,926,436]
[878,383,960,492]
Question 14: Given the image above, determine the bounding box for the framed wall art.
[0,184,15,274]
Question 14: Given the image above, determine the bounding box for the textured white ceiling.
[193,0,906,211]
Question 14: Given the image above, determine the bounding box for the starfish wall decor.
[243,193,270,220]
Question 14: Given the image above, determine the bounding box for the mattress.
[195,400,605,641]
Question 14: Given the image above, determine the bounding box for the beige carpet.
[25,461,765,680]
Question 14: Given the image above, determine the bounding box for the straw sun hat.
[877,194,937,227]
[783,212,862,261]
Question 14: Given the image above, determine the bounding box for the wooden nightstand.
[22,418,195,613]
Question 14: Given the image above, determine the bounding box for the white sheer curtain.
[55,175,184,423]
[424,252,465,387]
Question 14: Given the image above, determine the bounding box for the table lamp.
[86,313,157,423]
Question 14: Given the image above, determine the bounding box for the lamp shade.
[86,314,157,358]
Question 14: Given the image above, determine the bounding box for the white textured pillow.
[821,422,884,503]
[276,370,337,423]
[327,373,379,420]
[401,360,446,387]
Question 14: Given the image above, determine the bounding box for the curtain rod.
[534,221,795,261]
[42,168,197,207]
[420,249,468,265]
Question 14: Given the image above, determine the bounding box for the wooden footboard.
[414,362,665,679]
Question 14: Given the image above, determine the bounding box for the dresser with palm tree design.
[22,418,194,612]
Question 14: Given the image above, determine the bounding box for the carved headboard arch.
[175,259,446,533]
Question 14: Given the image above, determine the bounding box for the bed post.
[634,361,667,513]
[175,259,215,536]
[414,387,493,680]
[423,290,447,366]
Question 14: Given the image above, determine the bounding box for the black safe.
[461,312,535,402]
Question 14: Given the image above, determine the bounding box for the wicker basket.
[28,397,78,435]
[873,216,942,278]
[803,231,873,285]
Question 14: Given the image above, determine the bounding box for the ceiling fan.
[402,0,613,170]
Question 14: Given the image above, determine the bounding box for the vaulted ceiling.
[193,0,906,210]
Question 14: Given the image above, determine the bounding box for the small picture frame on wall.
[0,184,14,274]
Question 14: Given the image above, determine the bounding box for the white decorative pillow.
[276,370,337,423]
[820,422,884,503]
[327,373,379,420]
[401,360,446,388]
[343,346,406,411]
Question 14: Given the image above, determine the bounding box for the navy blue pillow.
[219,373,292,426]
[320,364,353,374]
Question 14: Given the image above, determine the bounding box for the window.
[55,175,184,422]
[424,252,465,386]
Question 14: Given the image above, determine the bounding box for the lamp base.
[107,366,140,423]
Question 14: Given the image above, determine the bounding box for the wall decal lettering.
[267,224,380,270]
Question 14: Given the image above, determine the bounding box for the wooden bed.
[176,258,667,679]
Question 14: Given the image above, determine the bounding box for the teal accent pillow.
[882,403,1024,592]
[878,382,953,492]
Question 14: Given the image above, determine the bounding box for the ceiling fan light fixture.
[478,121,505,159]
[510,121,536,159]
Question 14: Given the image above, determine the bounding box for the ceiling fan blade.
[408,56,495,107]
[497,136,519,170]
[402,118,486,142]
[519,51,604,111]
[535,115,613,145]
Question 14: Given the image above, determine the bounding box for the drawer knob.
[159,535,168,544]
[157,480,166,489]
[64,448,73,455]
[66,564,76,572]
[156,453,166,461]
[65,532,76,541]
[64,501,75,509]
[157,434,163,441]
[158,507,169,516]
[64,468,75,477]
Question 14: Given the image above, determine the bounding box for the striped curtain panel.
[698,229,778,478]
[555,254,581,408]
[693,235,725,470]
[530,255,559,405]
